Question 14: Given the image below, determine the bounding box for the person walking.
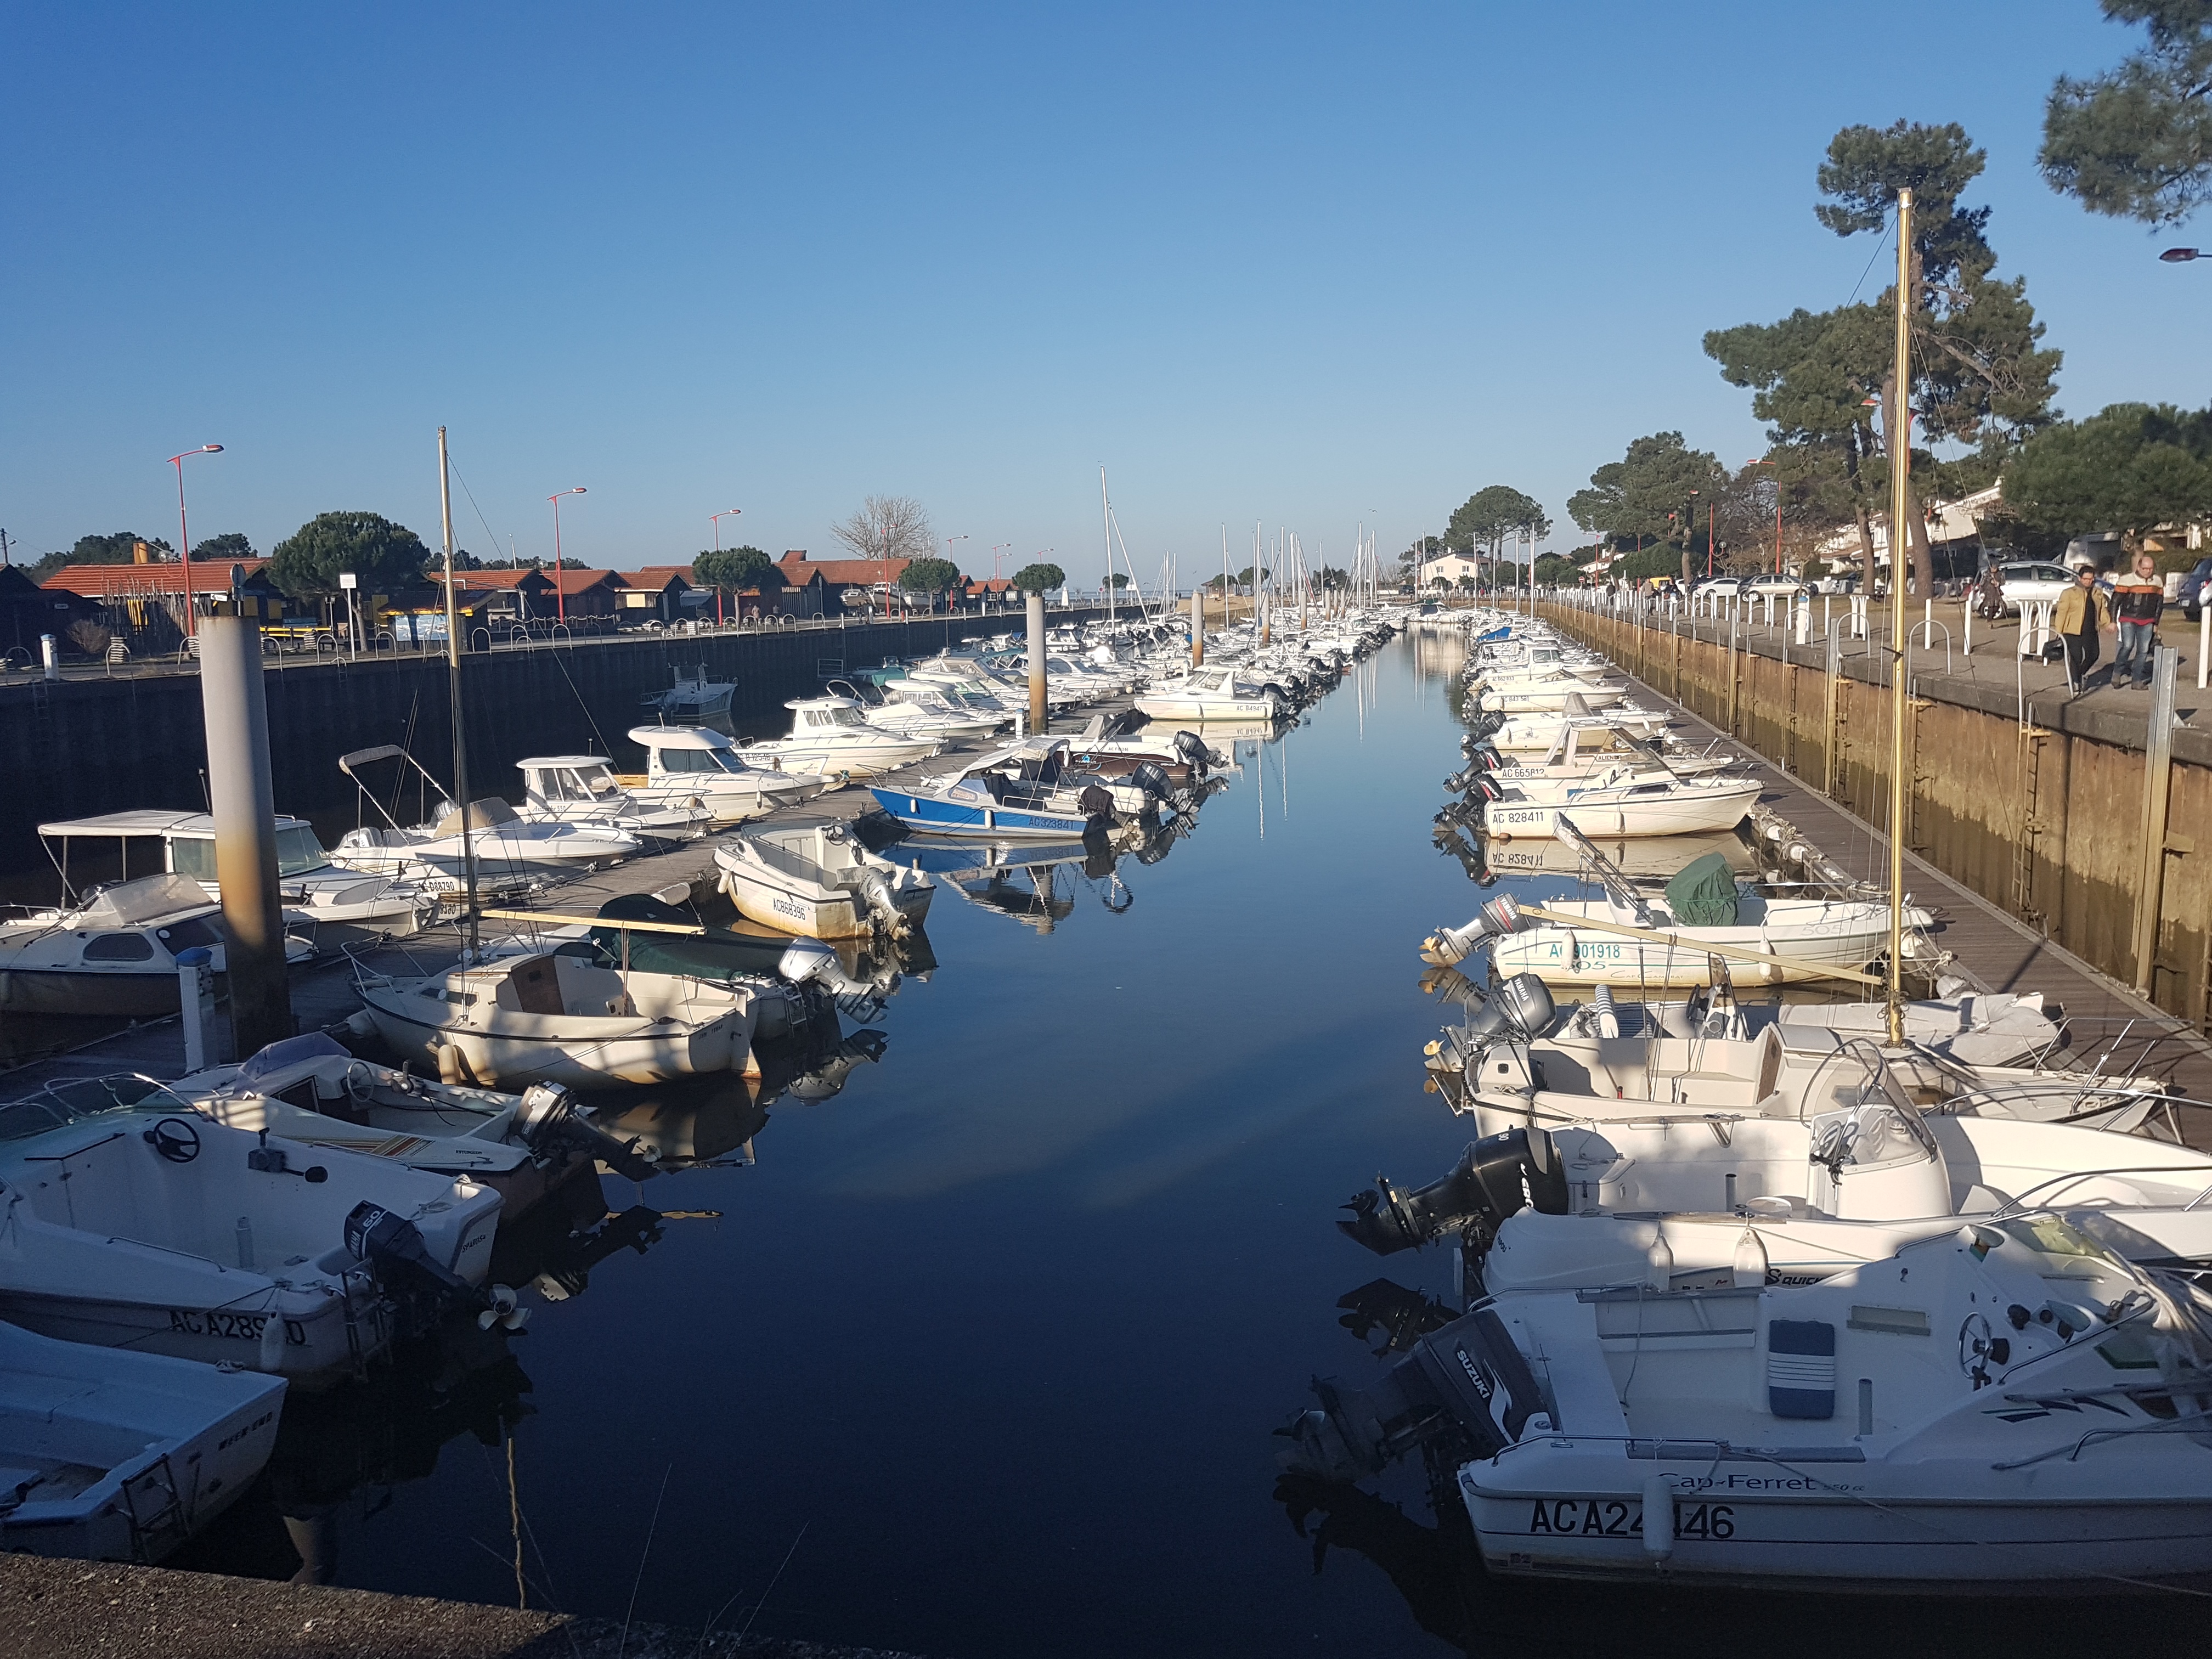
[2111,552,2164,689]
[2053,563,2113,693]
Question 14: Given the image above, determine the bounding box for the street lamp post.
[167,444,223,639]
[943,534,968,613]
[546,487,586,625]
[710,508,741,624]
[989,543,1012,611]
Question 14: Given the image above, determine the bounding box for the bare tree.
[831,495,935,569]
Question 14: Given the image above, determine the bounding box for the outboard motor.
[1127,760,1172,802]
[1171,730,1212,771]
[1462,972,1556,1048]
[1278,1304,1550,1481]
[1421,896,1526,965]
[1076,784,1117,817]
[1338,1126,1571,1256]
[345,1200,529,1331]
[513,1082,660,1183]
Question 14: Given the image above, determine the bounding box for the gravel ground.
[2,1556,926,1659]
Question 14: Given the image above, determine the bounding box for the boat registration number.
[771,896,806,921]
[168,1308,306,1345]
[1524,1498,1735,1539]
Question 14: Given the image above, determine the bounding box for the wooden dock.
[1612,661,2212,1107]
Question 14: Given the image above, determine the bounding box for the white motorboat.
[353,943,777,1088]
[0,1318,286,1563]
[1476,708,1674,751]
[1134,667,1285,723]
[169,1032,658,1215]
[1288,1217,2212,1589]
[332,798,640,890]
[332,746,640,890]
[869,740,1124,839]
[0,1074,504,1384]
[1479,777,1763,839]
[618,725,833,824]
[1472,679,1630,713]
[515,755,715,847]
[738,697,942,779]
[0,875,231,1018]
[644,665,734,721]
[836,681,1003,742]
[1465,893,1915,988]
[37,811,428,943]
[1469,724,1739,785]
[713,821,935,939]
[1451,827,1756,883]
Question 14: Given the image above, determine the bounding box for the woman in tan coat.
[2053,565,2113,691]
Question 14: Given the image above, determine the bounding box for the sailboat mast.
[438,426,481,959]
[1885,188,1914,1047]
[1100,466,1114,623]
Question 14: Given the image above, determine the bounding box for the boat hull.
[1482,785,1761,839]
[1464,1469,2212,1591]
[868,788,1103,840]
[1491,906,1897,987]
[357,985,752,1088]
[0,968,189,1018]
[0,1283,392,1389]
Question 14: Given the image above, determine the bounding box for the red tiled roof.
[616,568,692,590]
[775,554,910,586]
[437,568,549,591]
[43,559,273,597]
[439,567,622,595]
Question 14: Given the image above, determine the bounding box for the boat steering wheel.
[143,1117,202,1164]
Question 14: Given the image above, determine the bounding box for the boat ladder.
[119,1453,191,1562]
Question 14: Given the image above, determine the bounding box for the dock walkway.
[1602,654,2212,1105]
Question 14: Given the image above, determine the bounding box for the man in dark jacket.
[2111,552,2164,689]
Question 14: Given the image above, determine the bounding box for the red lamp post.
[167,444,223,637]
[546,487,586,624]
[710,508,741,624]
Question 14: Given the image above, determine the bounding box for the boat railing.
[1985,1163,2212,1218]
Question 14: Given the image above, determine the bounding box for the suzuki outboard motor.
[1278,1304,1551,1482]
[513,1082,660,1183]
[1338,1125,1570,1256]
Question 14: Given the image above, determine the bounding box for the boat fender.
[1642,1476,1676,1559]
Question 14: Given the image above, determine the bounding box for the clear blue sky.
[4,2,2201,583]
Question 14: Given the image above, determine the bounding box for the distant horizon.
[7,4,2199,584]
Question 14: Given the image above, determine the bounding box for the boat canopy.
[39,810,312,838]
[72,873,216,927]
[517,755,612,771]
[626,725,738,751]
[431,798,523,834]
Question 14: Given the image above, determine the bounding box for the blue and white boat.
[869,741,1115,839]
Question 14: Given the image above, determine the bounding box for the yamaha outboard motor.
[1462,972,1557,1049]
[1127,760,1172,803]
[1421,897,1527,966]
[1171,730,1213,771]
[513,1082,660,1183]
[1338,1125,1570,1256]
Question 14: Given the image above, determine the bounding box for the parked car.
[1695,577,1746,601]
[1745,575,1811,599]
[1814,573,1861,595]
[1974,561,2074,618]
[2180,556,2212,623]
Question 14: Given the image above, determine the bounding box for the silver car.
[1977,561,2074,618]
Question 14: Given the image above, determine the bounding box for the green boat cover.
[1664,851,1740,927]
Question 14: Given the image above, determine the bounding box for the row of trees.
[1553,8,2212,591]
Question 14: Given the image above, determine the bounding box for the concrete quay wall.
[0,610,1109,870]
[1540,600,2212,1033]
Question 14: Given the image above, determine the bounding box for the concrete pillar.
[1190,590,1204,667]
[199,614,292,1056]
[1026,591,1047,733]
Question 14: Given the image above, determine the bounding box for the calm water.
[171,635,2194,1657]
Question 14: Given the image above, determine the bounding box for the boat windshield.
[0,1074,188,1144]
[171,825,329,879]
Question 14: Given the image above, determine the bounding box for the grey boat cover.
[1664,851,1740,927]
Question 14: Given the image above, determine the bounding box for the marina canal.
[164,637,1504,1655]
